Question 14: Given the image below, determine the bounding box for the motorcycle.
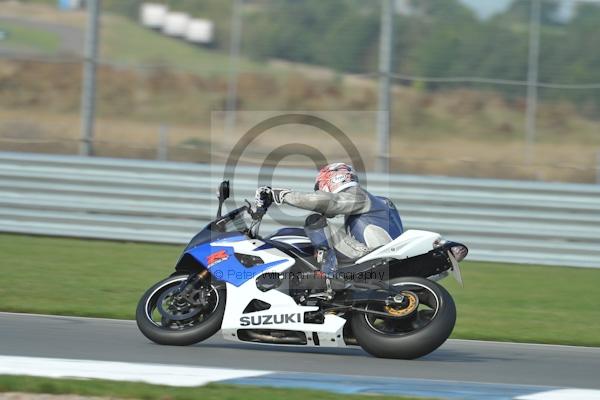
[136,181,468,359]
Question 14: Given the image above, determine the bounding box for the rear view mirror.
[218,180,230,201]
[216,180,230,218]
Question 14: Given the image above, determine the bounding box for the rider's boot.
[315,247,337,297]
[315,247,351,297]
[304,214,348,298]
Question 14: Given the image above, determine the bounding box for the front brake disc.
[156,287,203,321]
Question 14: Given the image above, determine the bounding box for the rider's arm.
[282,188,369,217]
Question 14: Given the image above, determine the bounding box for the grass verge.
[0,375,427,400]
[1,233,599,346]
[101,16,265,74]
[0,21,60,53]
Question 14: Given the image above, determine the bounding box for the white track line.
[2,354,600,399]
[448,338,600,351]
[516,389,600,400]
[0,355,271,387]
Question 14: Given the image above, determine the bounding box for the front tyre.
[136,274,226,346]
[351,277,456,359]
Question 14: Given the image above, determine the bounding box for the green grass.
[443,263,600,346]
[1,233,599,346]
[0,233,176,319]
[0,21,60,53]
[0,376,427,400]
[0,12,266,74]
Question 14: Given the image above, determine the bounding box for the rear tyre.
[136,274,226,346]
[351,276,456,359]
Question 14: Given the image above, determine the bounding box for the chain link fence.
[0,0,599,182]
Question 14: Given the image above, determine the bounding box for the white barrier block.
[162,12,191,37]
[185,19,214,44]
[140,3,168,29]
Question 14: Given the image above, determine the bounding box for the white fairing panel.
[214,231,442,348]
[355,229,441,263]
[218,238,348,348]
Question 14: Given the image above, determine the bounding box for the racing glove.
[271,188,291,205]
[255,187,290,207]
[254,186,273,209]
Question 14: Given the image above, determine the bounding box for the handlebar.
[246,200,268,222]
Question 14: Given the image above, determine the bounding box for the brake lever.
[245,199,256,218]
[245,199,265,220]
[254,207,267,220]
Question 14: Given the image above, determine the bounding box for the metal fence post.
[376,0,394,174]
[596,150,600,184]
[224,0,243,137]
[524,0,541,165]
[79,0,101,156]
[157,125,169,161]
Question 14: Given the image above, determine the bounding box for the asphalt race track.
[1,312,599,392]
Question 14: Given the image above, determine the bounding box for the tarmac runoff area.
[1,312,600,400]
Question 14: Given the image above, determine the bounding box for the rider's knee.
[305,213,327,230]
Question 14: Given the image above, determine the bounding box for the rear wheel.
[351,277,456,359]
[136,274,226,346]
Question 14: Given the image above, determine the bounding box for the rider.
[256,162,404,289]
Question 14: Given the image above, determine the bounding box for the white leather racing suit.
[282,186,404,264]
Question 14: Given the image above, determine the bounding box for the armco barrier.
[0,151,599,268]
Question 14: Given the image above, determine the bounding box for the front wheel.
[136,274,226,346]
[351,277,456,359]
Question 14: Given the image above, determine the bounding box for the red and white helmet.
[314,163,359,193]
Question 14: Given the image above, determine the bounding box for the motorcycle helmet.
[314,162,359,193]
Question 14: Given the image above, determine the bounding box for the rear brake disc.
[384,291,419,317]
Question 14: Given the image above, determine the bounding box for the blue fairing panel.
[184,236,287,287]
[264,227,314,255]
[266,227,307,238]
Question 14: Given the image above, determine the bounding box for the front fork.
[173,269,211,296]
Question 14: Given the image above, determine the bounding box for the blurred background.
[1,0,599,182]
[1,1,600,373]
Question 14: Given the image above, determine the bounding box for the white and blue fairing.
[184,234,290,287]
